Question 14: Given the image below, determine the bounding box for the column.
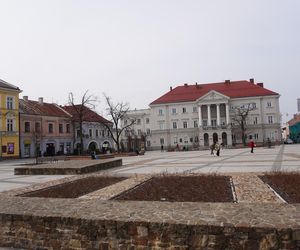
[207,105,211,126]
[198,105,202,127]
[226,103,230,125]
[216,104,220,126]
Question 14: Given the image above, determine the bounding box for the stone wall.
[0,213,299,249]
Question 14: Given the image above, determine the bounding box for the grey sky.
[0,0,299,122]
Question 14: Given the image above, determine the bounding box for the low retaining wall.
[0,197,299,249]
[14,159,122,175]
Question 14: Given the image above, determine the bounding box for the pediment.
[196,90,229,103]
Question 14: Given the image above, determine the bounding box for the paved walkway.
[0,144,299,192]
[110,144,300,175]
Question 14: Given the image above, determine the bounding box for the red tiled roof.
[63,105,112,124]
[150,80,279,105]
[20,99,70,117]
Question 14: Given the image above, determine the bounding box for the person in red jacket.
[249,139,255,153]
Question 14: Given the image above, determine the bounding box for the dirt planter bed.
[114,175,235,202]
[18,176,127,198]
[260,172,300,203]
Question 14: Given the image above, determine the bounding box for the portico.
[196,90,232,147]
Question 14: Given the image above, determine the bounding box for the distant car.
[284,138,294,144]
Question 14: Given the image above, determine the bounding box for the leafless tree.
[68,91,98,155]
[101,94,136,153]
[231,103,256,146]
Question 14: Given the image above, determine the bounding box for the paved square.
[0,144,299,192]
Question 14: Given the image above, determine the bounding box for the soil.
[114,175,234,202]
[260,173,300,203]
[19,176,126,198]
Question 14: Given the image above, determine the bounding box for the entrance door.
[222,132,228,146]
[204,133,209,146]
[24,144,31,157]
[46,143,55,156]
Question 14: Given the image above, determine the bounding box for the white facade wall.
[122,92,281,150]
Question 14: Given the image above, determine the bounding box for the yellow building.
[0,79,22,159]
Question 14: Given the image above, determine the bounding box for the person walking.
[249,139,255,153]
[210,142,215,155]
[215,142,220,156]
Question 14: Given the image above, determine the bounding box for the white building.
[122,79,281,150]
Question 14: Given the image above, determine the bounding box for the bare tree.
[68,91,98,155]
[101,94,136,153]
[231,103,256,146]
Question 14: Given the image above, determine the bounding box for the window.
[137,119,141,125]
[147,141,151,147]
[253,117,258,125]
[174,137,178,144]
[182,107,186,113]
[35,122,41,133]
[211,119,217,127]
[159,122,164,130]
[146,118,149,124]
[158,109,163,116]
[267,102,272,108]
[203,120,207,127]
[66,124,70,133]
[146,128,150,135]
[102,130,105,137]
[25,122,30,133]
[172,122,177,129]
[59,124,63,133]
[190,137,193,143]
[160,138,164,145]
[252,103,257,109]
[195,136,199,142]
[179,138,182,143]
[193,107,197,113]
[89,129,92,137]
[6,96,13,109]
[107,130,110,136]
[7,119,13,132]
[254,133,259,140]
[268,116,273,124]
[138,129,141,135]
[183,121,188,128]
[172,108,176,114]
[194,120,198,128]
[184,137,188,143]
[48,123,53,133]
[96,129,99,137]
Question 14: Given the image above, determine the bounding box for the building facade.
[63,105,114,154]
[0,79,21,159]
[288,113,300,143]
[122,79,281,150]
[19,97,74,157]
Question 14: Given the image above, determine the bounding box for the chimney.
[184,83,188,87]
[170,86,172,91]
[23,96,28,101]
[249,78,255,84]
[257,82,264,88]
[38,97,44,104]
[225,80,230,84]
[195,82,198,86]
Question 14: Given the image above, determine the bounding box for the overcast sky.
[0,0,299,122]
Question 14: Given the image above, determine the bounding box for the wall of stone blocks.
[0,214,299,249]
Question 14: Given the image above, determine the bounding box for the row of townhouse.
[0,79,113,159]
[121,79,281,150]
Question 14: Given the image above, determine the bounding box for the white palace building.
[121,79,281,151]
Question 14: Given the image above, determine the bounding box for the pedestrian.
[210,142,215,155]
[267,138,271,148]
[215,142,220,156]
[249,139,255,153]
[161,144,164,152]
[176,143,179,151]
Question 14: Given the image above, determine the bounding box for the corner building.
[122,79,281,150]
